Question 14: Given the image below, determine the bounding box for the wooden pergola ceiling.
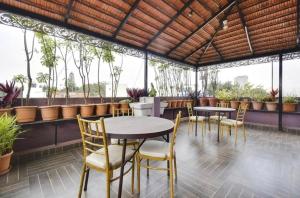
[0,0,298,67]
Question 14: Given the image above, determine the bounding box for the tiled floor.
[1,122,300,198]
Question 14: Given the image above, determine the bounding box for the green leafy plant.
[251,86,268,102]
[283,95,298,104]
[148,83,157,97]
[119,99,131,104]
[0,114,22,156]
[215,89,231,102]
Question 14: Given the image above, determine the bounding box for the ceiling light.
[188,11,193,17]
[223,20,228,30]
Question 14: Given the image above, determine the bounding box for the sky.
[0,23,299,97]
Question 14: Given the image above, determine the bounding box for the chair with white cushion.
[136,111,181,198]
[187,103,207,136]
[220,104,248,144]
[77,115,135,198]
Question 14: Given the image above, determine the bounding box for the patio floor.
[1,122,300,198]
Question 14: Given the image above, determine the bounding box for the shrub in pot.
[208,97,218,107]
[96,103,108,116]
[199,97,208,106]
[0,115,22,175]
[252,93,267,111]
[0,81,20,116]
[265,88,278,111]
[215,89,231,107]
[283,95,298,112]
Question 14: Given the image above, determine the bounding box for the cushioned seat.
[210,115,227,120]
[189,115,206,121]
[86,145,135,169]
[221,119,243,126]
[139,140,170,158]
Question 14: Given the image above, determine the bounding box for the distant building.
[234,75,248,87]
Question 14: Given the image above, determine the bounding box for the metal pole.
[271,61,273,90]
[278,54,283,131]
[144,51,148,91]
[195,68,198,104]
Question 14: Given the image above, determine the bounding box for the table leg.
[229,112,232,136]
[166,134,170,176]
[217,112,221,142]
[195,111,198,136]
[118,139,127,198]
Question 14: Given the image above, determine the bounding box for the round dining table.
[193,106,236,142]
[92,116,174,198]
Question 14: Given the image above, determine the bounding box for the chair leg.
[174,153,177,181]
[78,164,86,198]
[187,121,190,134]
[169,159,174,198]
[208,119,211,131]
[147,159,150,177]
[243,125,246,142]
[137,155,141,193]
[220,125,223,140]
[106,170,111,198]
[234,126,238,145]
[226,126,230,143]
[201,122,204,137]
[83,168,90,191]
[131,157,135,194]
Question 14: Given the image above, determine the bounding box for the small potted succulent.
[0,114,22,175]
[0,81,20,116]
[265,88,278,111]
[283,95,298,112]
[252,93,266,111]
[215,89,230,107]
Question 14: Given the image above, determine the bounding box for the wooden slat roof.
[0,0,298,67]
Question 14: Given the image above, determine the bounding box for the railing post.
[144,51,148,91]
[278,54,283,131]
[195,67,198,105]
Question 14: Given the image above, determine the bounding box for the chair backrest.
[112,106,134,117]
[217,102,229,108]
[186,103,193,117]
[169,111,182,158]
[77,115,110,169]
[236,104,248,122]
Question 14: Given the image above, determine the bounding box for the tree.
[36,33,58,105]
[91,46,103,101]
[199,68,208,96]
[57,40,71,104]
[67,72,76,92]
[12,74,27,106]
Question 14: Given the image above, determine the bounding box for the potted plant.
[119,99,131,114]
[199,97,209,106]
[283,95,298,112]
[252,93,266,111]
[57,40,78,119]
[0,81,20,116]
[265,88,278,111]
[215,89,230,107]
[229,84,240,109]
[0,114,22,175]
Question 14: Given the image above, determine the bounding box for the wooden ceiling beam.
[237,3,253,54]
[113,0,141,38]
[166,0,236,56]
[145,0,195,48]
[211,42,223,60]
[64,0,75,23]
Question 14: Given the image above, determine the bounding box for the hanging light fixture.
[223,19,228,30]
[188,10,193,17]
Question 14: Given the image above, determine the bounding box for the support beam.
[278,54,283,131]
[112,0,141,38]
[195,68,198,105]
[211,42,223,60]
[237,3,253,54]
[145,0,194,48]
[144,51,148,91]
[64,0,75,23]
[0,3,197,68]
[297,0,300,45]
[184,3,235,61]
[166,0,236,56]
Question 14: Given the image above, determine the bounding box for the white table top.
[194,106,236,112]
[92,116,174,139]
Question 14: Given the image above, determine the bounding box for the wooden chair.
[208,102,229,131]
[220,104,248,144]
[112,107,139,147]
[136,111,182,198]
[187,103,207,136]
[77,115,135,198]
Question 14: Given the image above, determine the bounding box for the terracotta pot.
[109,103,120,114]
[186,100,193,107]
[220,100,229,107]
[240,101,250,109]
[40,106,60,121]
[120,103,130,113]
[61,105,78,119]
[171,100,177,108]
[199,97,208,106]
[177,100,183,107]
[252,101,263,110]
[167,100,172,108]
[266,102,277,111]
[96,103,108,116]
[283,103,297,112]
[0,151,13,176]
[80,104,94,117]
[230,101,240,109]
[182,100,187,107]
[0,108,13,116]
[208,98,218,107]
[14,106,37,123]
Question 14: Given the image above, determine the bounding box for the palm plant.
[13,74,27,106]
